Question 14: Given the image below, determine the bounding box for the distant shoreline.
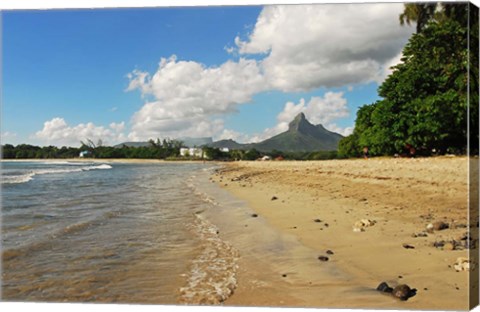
[0,158,212,164]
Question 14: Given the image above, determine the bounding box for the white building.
[180,147,205,158]
[219,147,229,153]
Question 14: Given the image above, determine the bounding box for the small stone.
[443,242,455,251]
[326,250,334,255]
[314,219,322,223]
[271,196,278,201]
[432,221,449,231]
[398,275,403,279]
[392,284,416,301]
[324,223,329,227]
[376,282,393,293]
[251,214,258,218]
[434,241,445,248]
[318,256,329,262]
[402,243,415,249]
[282,274,287,277]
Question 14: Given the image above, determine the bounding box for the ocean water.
[1,161,238,304]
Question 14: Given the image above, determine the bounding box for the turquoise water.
[1,161,236,304]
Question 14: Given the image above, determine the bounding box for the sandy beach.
[210,157,475,310]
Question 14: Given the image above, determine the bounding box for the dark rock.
[326,250,334,255]
[324,223,329,227]
[251,214,258,218]
[282,274,287,277]
[271,196,278,201]
[314,219,322,223]
[433,221,449,231]
[434,241,445,248]
[402,243,415,249]
[392,284,417,301]
[318,256,329,262]
[376,282,393,293]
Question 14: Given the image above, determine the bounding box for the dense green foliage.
[339,3,478,157]
[1,143,340,161]
[1,139,184,160]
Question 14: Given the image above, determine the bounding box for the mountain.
[113,141,150,148]
[208,139,250,150]
[114,137,213,148]
[179,137,213,147]
[210,113,343,152]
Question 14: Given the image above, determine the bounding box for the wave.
[2,164,112,185]
[179,214,239,305]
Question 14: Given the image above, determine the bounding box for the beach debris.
[353,219,376,232]
[251,214,258,218]
[376,282,393,293]
[271,196,278,201]
[453,257,470,272]
[426,221,449,233]
[318,256,329,262]
[402,243,415,249]
[326,250,334,255]
[392,284,417,301]
[376,282,417,301]
[433,240,445,248]
[433,239,469,250]
[443,242,455,251]
[411,232,428,238]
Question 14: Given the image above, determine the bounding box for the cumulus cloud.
[236,3,414,91]
[34,118,126,147]
[126,55,266,141]
[125,4,413,141]
[250,92,351,142]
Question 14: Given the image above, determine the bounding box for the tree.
[399,3,437,33]
[340,3,475,157]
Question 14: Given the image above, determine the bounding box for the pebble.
[326,250,334,255]
[443,242,455,251]
[314,219,322,223]
[271,196,278,201]
[318,256,329,262]
[392,284,417,301]
[402,243,415,249]
[251,214,258,218]
[429,221,448,231]
[376,282,393,293]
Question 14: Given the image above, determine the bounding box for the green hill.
[253,113,343,152]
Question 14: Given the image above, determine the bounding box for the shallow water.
[1,161,233,303]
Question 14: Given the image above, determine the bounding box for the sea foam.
[2,163,112,184]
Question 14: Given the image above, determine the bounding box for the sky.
[1,2,416,147]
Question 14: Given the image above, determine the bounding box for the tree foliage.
[339,2,477,157]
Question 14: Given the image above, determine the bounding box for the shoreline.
[210,157,471,309]
[0,158,212,164]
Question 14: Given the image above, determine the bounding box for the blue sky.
[2,3,414,147]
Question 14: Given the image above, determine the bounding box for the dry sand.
[211,157,475,310]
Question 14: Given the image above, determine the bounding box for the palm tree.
[399,3,438,33]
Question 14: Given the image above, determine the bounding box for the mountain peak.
[288,112,312,131]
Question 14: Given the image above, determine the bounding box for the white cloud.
[125,3,413,142]
[1,131,17,143]
[34,118,126,147]
[126,55,266,141]
[236,4,414,91]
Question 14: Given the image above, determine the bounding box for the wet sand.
[211,157,474,310]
